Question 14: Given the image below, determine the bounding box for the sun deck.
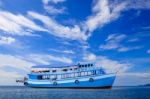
[30,63,95,74]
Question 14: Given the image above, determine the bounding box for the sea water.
[0,86,149,99]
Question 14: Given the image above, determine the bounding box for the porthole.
[75,80,79,84]
[89,78,94,82]
[53,81,57,85]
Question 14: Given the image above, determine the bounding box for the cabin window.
[82,65,84,67]
[63,69,68,72]
[42,75,45,79]
[78,72,82,76]
[61,74,64,79]
[74,72,78,77]
[91,64,93,66]
[62,74,66,79]
[87,71,91,75]
[91,70,96,75]
[37,75,42,80]
[74,68,78,70]
[51,75,57,80]
[81,72,84,76]
[57,75,61,79]
[43,70,50,73]
[93,70,96,75]
[79,65,81,68]
[88,64,90,67]
[44,75,50,79]
[52,70,56,72]
[70,73,74,77]
[85,65,87,67]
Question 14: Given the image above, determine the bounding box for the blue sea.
[0,86,149,99]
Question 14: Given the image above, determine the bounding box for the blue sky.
[0,0,150,86]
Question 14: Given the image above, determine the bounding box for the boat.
[18,63,116,89]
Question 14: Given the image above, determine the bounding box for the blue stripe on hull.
[26,75,116,88]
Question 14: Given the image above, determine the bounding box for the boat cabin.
[28,63,105,81]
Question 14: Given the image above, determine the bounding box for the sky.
[0,0,150,86]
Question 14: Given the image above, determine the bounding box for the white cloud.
[42,0,49,5]
[147,49,150,54]
[40,0,128,41]
[128,38,139,42]
[49,48,75,54]
[128,57,150,64]
[83,53,96,61]
[118,72,150,78]
[41,0,128,41]
[117,47,132,52]
[100,33,142,52]
[114,72,150,86]
[63,50,75,54]
[110,0,150,10]
[0,70,23,85]
[118,46,142,52]
[26,54,73,64]
[14,0,150,42]
[51,0,65,4]
[83,53,131,72]
[86,0,126,32]
[106,33,127,42]
[28,11,88,41]
[86,0,110,32]
[0,36,16,45]
[0,53,72,85]
[0,53,72,70]
[85,0,150,34]
[95,56,131,73]
[42,0,66,15]
[0,54,36,85]
[28,0,150,42]
[100,33,126,50]
[0,11,47,36]
[0,54,34,70]
[44,6,65,14]
[100,44,118,50]
[42,0,65,4]
[126,0,150,9]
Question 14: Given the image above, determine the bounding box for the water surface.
[0,86,149,99]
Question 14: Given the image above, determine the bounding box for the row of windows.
[79,64,93,68]
[32,64,94,73]
[37,70,100,80]
[32,68,78,73]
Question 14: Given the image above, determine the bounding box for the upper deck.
[30,63,95,74]
[28,63,106,81]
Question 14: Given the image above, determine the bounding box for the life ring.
[75,80,79,84]
[53,81,57,85]
[89,78,94,82]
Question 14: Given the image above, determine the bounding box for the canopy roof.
[31,64,77,68]
[31,63,94,68]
